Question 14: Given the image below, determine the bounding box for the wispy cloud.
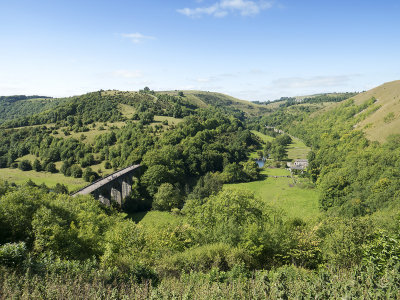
[178,0,273,18]
[196,77,212,83]
[194,69,265,83]
[271,75,352,89]
[120,33,155,44]
[112,70,143,78]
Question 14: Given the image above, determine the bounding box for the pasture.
[226,168,320,221]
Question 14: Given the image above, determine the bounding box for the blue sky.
[1,0,399,101]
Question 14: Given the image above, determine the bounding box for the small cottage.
[288,159,309,172]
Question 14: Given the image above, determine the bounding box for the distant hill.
[0,89,268,128]
[0,95,62,124]
[158,90,269,116]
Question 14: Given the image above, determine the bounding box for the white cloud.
[177,0,272,18]
[112,70,143,78]
[120,33,155,44]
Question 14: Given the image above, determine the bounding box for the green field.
[226,168,320,220]
[287,136,310,160]
[153,115,184,126]
[0,168,86,192]
[251,130,275,143]
[250,130,310,161]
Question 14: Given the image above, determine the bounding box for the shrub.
[18,160,32,171]
[32,159,42,172]
[45,162,57,173]
[0,242,28,267]
[70,165,82,178]
[152,183,181,211]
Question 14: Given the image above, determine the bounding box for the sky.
[1,0,400,101]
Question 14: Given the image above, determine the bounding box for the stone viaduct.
[72,164,142,207]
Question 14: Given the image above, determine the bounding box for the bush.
[45,162,57,173]
[0,242,28,267]
[70,165,82,178]
[18,160,32,171]
[152,183,181,211]
[32,159,42,172]
[83,167,99,182]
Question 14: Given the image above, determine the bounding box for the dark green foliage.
[187,172,223,203]
[70,164,82,178]
[18,160,32,171]
[53,183,69,194]
[45,162,57,173]
[0,95,60,125]
[2,92,123,128]
[221,163,245,183]
[32,159,42,172]
[82,167,98,182]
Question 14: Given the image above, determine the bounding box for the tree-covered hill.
[0,95,63,124]
[159,90,269,116]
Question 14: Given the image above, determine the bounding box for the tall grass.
[1,265,400,299]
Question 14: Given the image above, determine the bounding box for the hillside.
[0,88,266,195]
[352,80,400,142]
[0,95,62,124]
[158,90,269,116]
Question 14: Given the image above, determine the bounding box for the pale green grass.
[16,154,37,162]
[266,167,291,176]
[226,169,320,220]
[287,137,310,160]
[353,80,400,142]
[52,121,127,144]
[153,115,184,125]
[119,103,136,118]
[0,168,86,192]
[251,130,275,143]
[87,161,115,177]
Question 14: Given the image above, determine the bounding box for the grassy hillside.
[351,80,400,142]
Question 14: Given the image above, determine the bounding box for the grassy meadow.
[226,168,320,220]
[0,168,86,192]
[287,136,310,160]
[241,131,319,220]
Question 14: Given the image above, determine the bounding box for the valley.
[2,82,400,298]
